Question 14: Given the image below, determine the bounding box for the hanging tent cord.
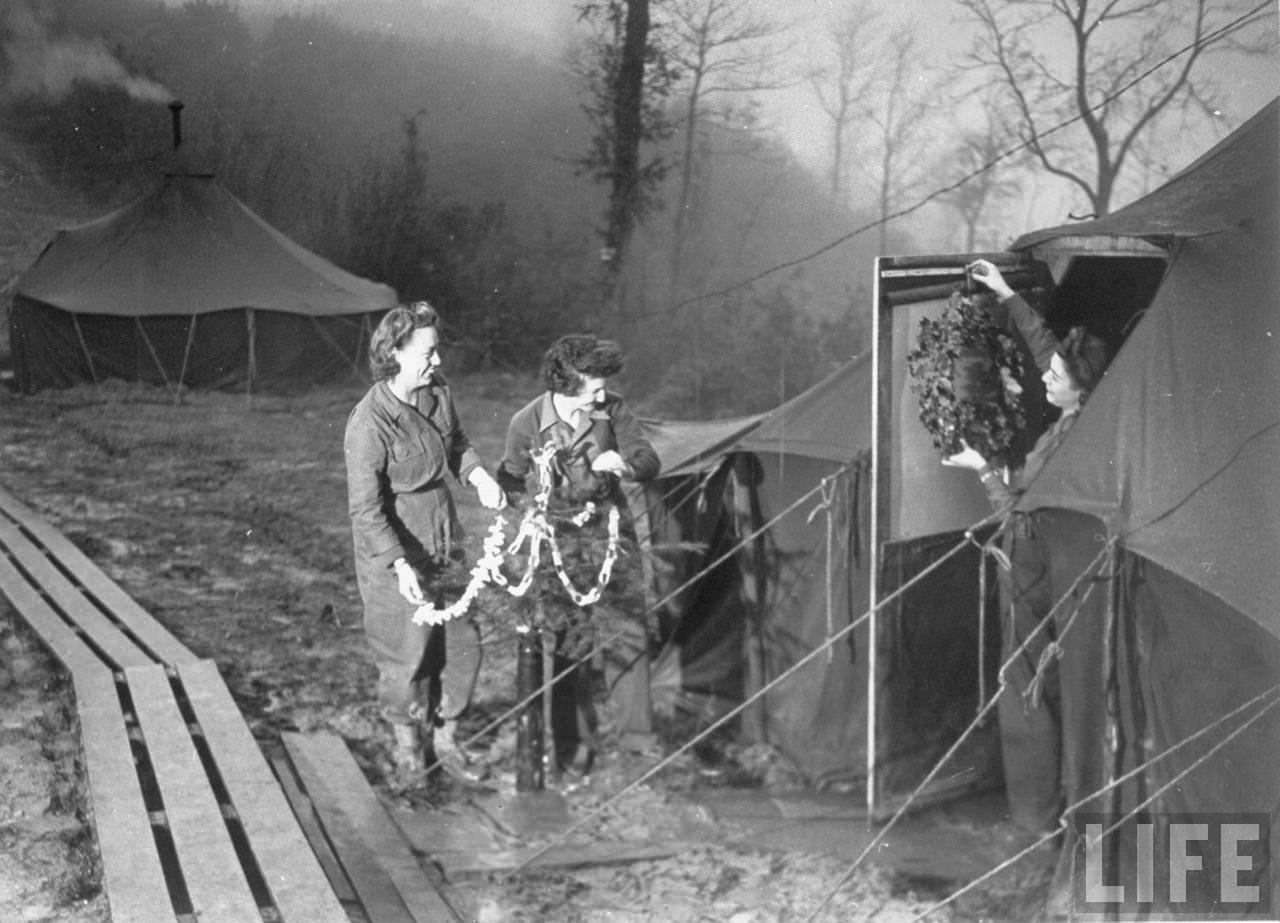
[506,508,1006,877]
[806,477,838,664]
[976,530,991,715]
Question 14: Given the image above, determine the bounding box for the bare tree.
[662,0,792,285]
[959,0,1277,216]
[938,101,1025,250]
[807,3,882,200]
[573,0,676,308]
[857,22,943,254]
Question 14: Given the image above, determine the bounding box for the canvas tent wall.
[643,352,1002,809]
[10,169,397,393]
[642,100,1279,850]
[1005,99,1280,914]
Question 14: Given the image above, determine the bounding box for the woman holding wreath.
[943,259,1111,837]
[344,301,506,787]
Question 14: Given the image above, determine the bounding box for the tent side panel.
[645,465,748,721]
[9,302,376,393]
[750,453,873,785]
[1115,553,1280,916]
[10,299,102,392]
[248,312,371,391]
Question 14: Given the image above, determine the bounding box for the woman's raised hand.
[967,259,1014,299]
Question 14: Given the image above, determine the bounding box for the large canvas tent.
[643,351,1002,807]
[642,97,1279,869]
[9,167,397,393]
[1006,99,1280,914]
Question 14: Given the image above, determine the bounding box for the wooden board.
[0,487,196,666]
[268,752,359,906]
[124,664,261,923]
[283,731,464,923]
[176,659,348,923]
[435,840,688,878]
[0,551,105,678]
[0,518,155,670]
[74,667,178,923]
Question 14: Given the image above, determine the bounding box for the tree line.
[3,0,1269,415]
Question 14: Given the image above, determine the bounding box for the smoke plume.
[2,2,174,103]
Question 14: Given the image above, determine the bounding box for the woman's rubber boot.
[432,719,487,784]
[390,722,427,789]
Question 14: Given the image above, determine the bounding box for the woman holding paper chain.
[344,301,506,786]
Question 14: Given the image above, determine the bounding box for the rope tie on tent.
[965,516,1011,712]
[1025,640,1063,708]
[807,475,840,663]
[1019,553,1112,709]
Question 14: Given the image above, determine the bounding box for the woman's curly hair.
[541,334,625,395]
[368,301,438,381]
[1058,326,1110,401]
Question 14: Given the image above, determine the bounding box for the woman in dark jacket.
[497,334,659,774]
[344,301,506,785]
[944,258,1111,835]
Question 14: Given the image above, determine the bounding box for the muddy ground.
[0,376,1052,922]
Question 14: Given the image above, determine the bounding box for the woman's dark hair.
[368,301,438,381]
[1059,326,1110,400]
[541,334,625,395]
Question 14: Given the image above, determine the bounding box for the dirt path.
[0,608,108,923]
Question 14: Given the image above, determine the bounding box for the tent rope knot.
[1024,639,1063,709]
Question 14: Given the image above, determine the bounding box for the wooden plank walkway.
[0,484,350,922]
[283,731,466,923]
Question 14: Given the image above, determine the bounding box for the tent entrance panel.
[868,253,1044,817]
[646,464,750,727]
[867,250,1169,818]
[873,529,1002,816]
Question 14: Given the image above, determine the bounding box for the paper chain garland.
[412,442,621,625]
